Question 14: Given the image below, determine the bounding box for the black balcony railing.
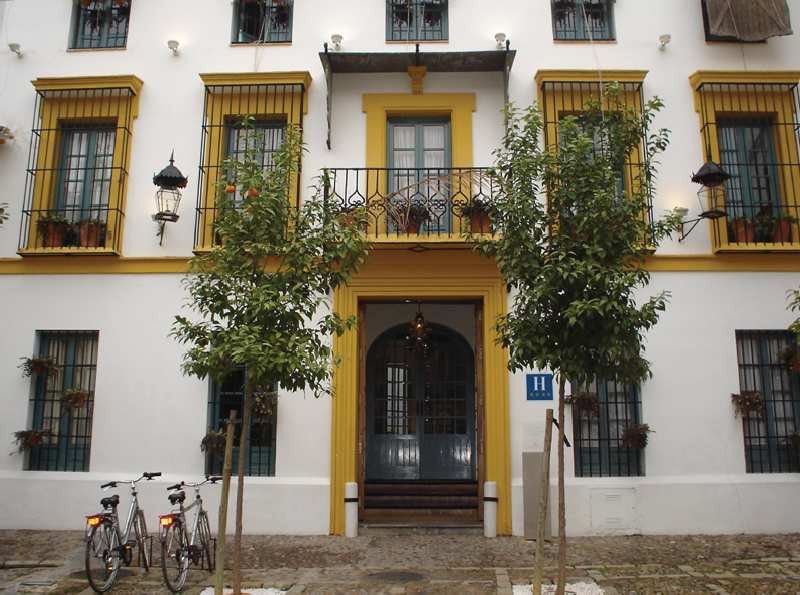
[386,0,448,41]
[697,81,800,251]
[323,167,497,240]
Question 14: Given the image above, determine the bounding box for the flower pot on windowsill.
[731,391,764,418]
[461,201,492,234]
[36,214,71,248]
[729,218,755,244]
[78,219,106,248]
[404,204,430,234]
[12,430,52,453]
[772,216,796,243]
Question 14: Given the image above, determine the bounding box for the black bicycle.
[159,475,220,593]
[84,471,161,592]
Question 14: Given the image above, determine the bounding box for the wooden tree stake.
[214,410,237,595]
[532,408,553,594]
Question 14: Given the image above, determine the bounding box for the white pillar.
[345,481,358,538]
[484,481,497,538]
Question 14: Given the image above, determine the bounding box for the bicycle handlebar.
[100,471,162,489]
[100,481,117,489]
[167,482,183,491]
[144,471,161,480]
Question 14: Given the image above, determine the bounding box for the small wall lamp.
[330,34,343,51]
[167,40,180,56]
[495,32,507,50]
[658,34,672,51]
[8,43,22,58]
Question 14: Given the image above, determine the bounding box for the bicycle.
[84,471,162,593]
[159,475,221,593]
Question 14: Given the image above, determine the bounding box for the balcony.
[707,195,800,252]
[323,167,497,242]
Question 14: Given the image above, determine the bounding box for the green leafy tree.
[472,85,679,594]
[172,120,369,593]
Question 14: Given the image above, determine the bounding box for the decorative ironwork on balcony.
[18,85,135,254]
[323,167,498,240]
[387,0,448,41]
[697,81,800,251]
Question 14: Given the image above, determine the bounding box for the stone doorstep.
[2,560,62,569]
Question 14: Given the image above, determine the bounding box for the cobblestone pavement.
[1,531,799,594]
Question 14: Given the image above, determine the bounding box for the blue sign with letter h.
[527,374,554,401]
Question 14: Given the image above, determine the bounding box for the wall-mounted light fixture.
[152,152,188,246]
[658,34,672,51]
[330,33,343,51]
[8,43,22,58]
[678,160,730,241]
[167,40,180,56]
[494,32,507,50]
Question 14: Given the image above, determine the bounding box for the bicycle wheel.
[85,524,121,593]
[134,509,150,571]
[161,521,189,593]
[198,511,214,572]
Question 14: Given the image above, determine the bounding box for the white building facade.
[0,0,798,537]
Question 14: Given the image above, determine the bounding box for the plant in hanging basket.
[18,356,57,378]
[12,430,52,453]
[61,388,89,410]
[566,391,600,417]
[777,343,800,373]
[200,430,227,455]
[253,389,277,419]
[620,423,652,449]
[731,391,764,418]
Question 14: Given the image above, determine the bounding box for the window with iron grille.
[70,0,131,49]
[736,330,800,473]
[386,0,448,42]
[233,0,293,43]
[27,331,98,472]
[552,0,615,41]
[226,119,286,173]
[571,378,644,477]
[206,369,277,477]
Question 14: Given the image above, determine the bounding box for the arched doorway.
[365,322,476,482]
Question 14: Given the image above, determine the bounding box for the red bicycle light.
[86,516,102,527]
[159,515,174,527]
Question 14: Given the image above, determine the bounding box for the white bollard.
[345,481,358,538]
[484,481,497,538]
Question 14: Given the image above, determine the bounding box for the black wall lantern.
[152,152,188,245]
[678,158,730,241]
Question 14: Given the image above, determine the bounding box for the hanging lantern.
[153,152,188,245]
[405,304,432,354]
[679,159,730,241]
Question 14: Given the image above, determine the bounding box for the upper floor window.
[701,0,792,43]
[19,76,142,255]
[233,0,293,44]
[25,331,99,472]
[736,330,800,473]
[552,0,615,41]
[571,378,644,477]
[70,0,131,49]
[206,369,277,477]
[386,0,448,42]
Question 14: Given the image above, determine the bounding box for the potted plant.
[200,430,227,456]
[18,356,57,378]
[253,389,277,419]
[78,218,106,248]
[772,214,797,243]
[620,423,652,449]
[566,391,600,417]
[405,204,429,234]
[731,391,764,417]
[12,430,51,453]
[729,217,755,244]
[461,199,492,234]
[0,126,13,145]
[36,212,71,248]
[61,388,89,410]
[778,343,800,373]
[336,205,366,228]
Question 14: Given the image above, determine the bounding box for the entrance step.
[364,481,479,511]
[358,522,484,536]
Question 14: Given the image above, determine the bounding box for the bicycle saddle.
[100,494,120,509]
[168,490,186,505]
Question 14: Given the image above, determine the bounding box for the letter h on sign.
[526,374,554,401]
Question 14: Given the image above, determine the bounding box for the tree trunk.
[532,408,553,594]
[233,385,253,595]
[556,375,567,595]
[214,410,237,595]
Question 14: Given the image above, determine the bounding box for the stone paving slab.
[2,532,800,593]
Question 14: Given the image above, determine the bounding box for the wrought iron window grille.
[233,0,293,44]
[386,0,448,42]
[71,0,131,49]
[552,0,615,41]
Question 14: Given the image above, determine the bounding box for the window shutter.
[705,0,793,42]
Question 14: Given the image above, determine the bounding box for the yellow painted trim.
[0,257,190,275]
[645,254,800,272]
[535,69,648,86]
[329,250,510,536]
[689,71,800,251]
[199,71,312,113]
[689,70,800,89]
[33,75,143,94]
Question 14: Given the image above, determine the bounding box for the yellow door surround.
[329,249,511,535]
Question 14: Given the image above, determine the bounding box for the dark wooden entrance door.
[365,323,476,481]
